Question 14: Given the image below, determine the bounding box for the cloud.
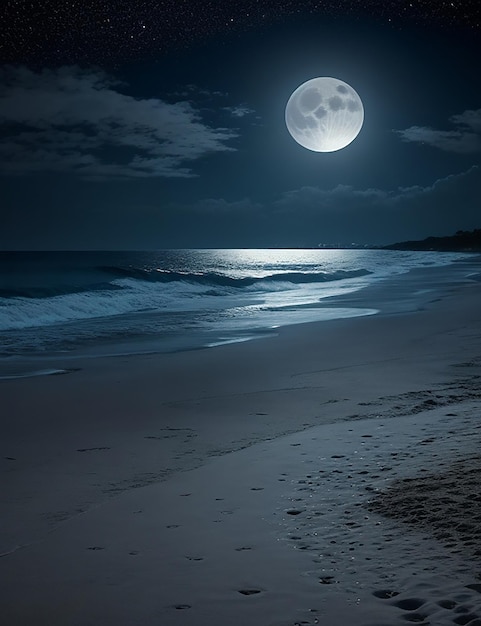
[189,166,480,246]
[395,126,481,153]
[273,166,480,215]
[193,166,479,217]
[0,66,239,179]
[168,84,229,101]
[4,165,479,249]
[451,108,481,132]
[396,108,481,153]
[273,184,388,213]
[223,105,256,118]
[193,197,262,213]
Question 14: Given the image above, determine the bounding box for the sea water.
[0,249,469,359]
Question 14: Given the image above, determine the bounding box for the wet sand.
[1,263,481,625]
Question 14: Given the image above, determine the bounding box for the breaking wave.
[0,268,372,330]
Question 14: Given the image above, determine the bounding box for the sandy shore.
[1,262,481,625]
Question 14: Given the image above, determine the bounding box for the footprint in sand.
[393,598,425,611]
[238,589,262,596]
[438,599,457,609]
[319,576,336,585]
[453,616,481,626]
[401,612,430,622]
[372,589,400,599]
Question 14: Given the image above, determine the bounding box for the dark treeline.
[383,229,481,252]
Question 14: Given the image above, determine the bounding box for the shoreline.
[1,252,480,379]
[1,261,481,624]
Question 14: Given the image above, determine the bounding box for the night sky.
[1,1,480,249]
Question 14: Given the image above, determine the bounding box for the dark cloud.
[188,166,481,246]
[3,162,479,249]
[396,108,481,153]
[191,166,479,218]
[168,84,229,101]
[451,108,481,132]
[396,127,481,154]
[272,166,480,214]
[193,197,262,214]
[0,66,239,179]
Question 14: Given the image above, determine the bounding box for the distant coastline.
[382,229,481,252]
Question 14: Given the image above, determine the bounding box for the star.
[0,1,479,66]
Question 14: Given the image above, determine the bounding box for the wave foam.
[0,268,372,331]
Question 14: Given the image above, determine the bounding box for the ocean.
[0,249,470,363]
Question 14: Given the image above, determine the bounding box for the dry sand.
[1,265,481,625]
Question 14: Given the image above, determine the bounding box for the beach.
[2,260,481,625]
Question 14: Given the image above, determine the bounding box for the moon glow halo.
[285,77,364,152]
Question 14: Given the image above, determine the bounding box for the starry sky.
[1,0,480,249]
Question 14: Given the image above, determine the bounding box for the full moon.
[285,77,364,152]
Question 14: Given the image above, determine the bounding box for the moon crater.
[300,88,322,112]
[314,106,327,119]
[328,95,346,111]
[347,99,361,113]
[285,77,364,152]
